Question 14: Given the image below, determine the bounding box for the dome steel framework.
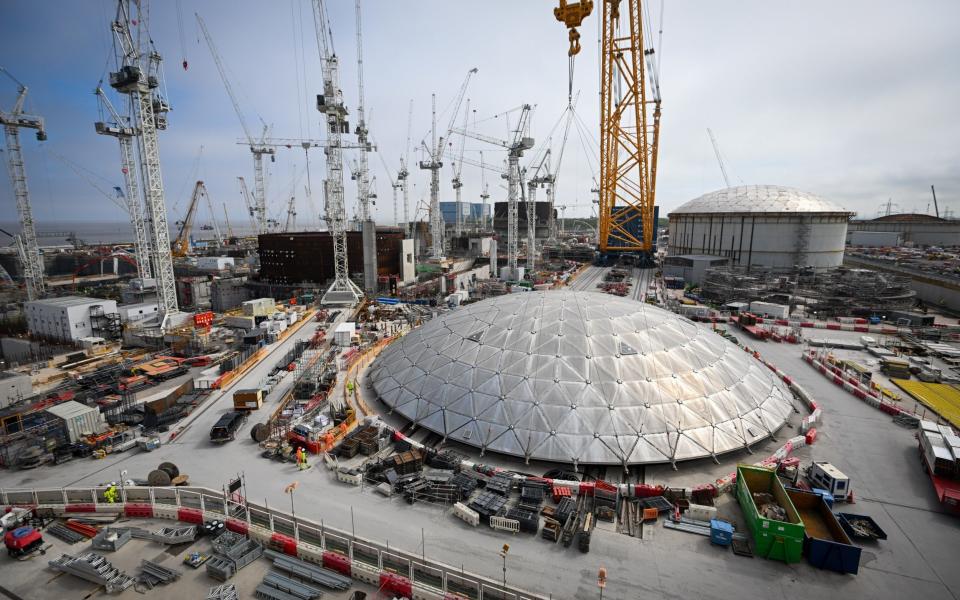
[369,291,794,466]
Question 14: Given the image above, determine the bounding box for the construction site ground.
[2,312,959,599]
[0,518,374,600]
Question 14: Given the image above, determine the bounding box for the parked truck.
[736,465,805,563]
[786,488,861,574]
[233,388,263,411]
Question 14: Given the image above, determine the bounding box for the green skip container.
[736,465,805,563]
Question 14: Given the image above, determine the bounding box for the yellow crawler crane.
[556,0,662,262]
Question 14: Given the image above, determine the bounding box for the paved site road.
[2,318,959,599]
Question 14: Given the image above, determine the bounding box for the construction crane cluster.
[1,0,666,327]
[0,67,47,301]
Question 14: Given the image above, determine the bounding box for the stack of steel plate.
[47,552,134,593]
[468,491,508,519]
[264,550,352,590]
[486,474,513,496]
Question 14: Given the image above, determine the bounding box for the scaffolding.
[700,266,917,317]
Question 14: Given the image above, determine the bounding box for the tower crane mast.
[451,99,470,238]
[196,13,275,235]
[94,86,153,279]
[312,0,362,304]
[398,100,413,235]
[0,67,47,300]
[525,149,552,271]
[109,0,179,324]
[354,0,378,292]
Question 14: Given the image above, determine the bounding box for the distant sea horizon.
[0,220,263,246]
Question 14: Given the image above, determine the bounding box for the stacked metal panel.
[47,552,135,593]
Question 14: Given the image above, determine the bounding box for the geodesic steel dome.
[369,291,794,466]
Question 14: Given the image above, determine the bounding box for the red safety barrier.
[878,403,901,416]
[805,429,818,445]
[808,401,818,410]
[577,481,596,496]
[853,389,866,400]
[854,326,869,333]
[800,322,815,328]
[177,507,203,524]
[633,483,665,498]
[322,551,352,576]
[782,375,793,385]
[271,532,297,556]
[225,518,249,536]
[379,573,413,598]
[552,486,572,503]
[65,504,96,513]
[832,376,843,386]
[826,323,841,330]
[124,503,153,518]
[774,319,789,326]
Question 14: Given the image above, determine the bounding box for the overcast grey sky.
[1,0,958,229]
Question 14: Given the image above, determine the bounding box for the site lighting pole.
[284,482,298,525]
[499,543,510,592]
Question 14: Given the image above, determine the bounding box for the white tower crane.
[0,67,47,300]
[353,0,378,292]
[108,0,179,325]
[312,0,362,304]
[452,104,534,280]
[451,99,470,238]
[525,149,552,272]
[94,87,153,280]
[420,68,478,260]
[398,100,413,235]
[480,151,491,229]
[196,13,275,235]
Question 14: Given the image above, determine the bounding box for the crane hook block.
[554,0,593,56]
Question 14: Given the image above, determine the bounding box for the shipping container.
[233,389,263,411]
[45,401,106,443]
[786,488,861,574]
[736,465,805,563]
[749,301,789,319]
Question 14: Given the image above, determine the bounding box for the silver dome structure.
[667,185,854,270]
[369,291,794,466]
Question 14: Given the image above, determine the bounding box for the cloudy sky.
[1,0,958,232]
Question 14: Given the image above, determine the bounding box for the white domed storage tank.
[667,185,854,270]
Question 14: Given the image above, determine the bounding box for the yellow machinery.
[172,181,206,257]
[556,0,661,260]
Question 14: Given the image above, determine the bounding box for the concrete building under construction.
[258,230,415,288]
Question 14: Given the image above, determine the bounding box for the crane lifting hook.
[554,0,594,56]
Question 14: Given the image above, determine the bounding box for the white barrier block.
[351,562,381,586]
[412,584,446,600]
[153,505,179,520]
[453,502,479,527]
